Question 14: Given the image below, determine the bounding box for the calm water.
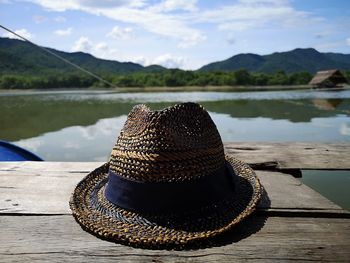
[1,89,349,209]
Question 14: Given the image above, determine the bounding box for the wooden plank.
[0,162,345,215]
[0,215,349,262]
[1,143,349,171]
[256,171,345,213]
[0,161,102,173]
[224,142,350,170]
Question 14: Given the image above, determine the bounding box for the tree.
[268,70,289,85]
[289,72,312,85]
[235,69,252,85]
[253,73,269,85]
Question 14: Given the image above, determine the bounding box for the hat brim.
[70,156,262,249]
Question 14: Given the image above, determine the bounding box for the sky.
[1,0,350,70]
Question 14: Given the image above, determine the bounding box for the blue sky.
[1,0,350,69]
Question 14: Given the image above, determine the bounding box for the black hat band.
[104,161,239,213]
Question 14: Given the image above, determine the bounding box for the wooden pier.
[0,143,349,262]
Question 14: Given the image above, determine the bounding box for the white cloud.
[30,0,145,11]
[93,42,116,59]
[346,38,350,46]
[54,16,66,22]
[54,27,72,36]
[152,0,198,12]
[153,54,185,68]
[131,56,148,66]
[2,28,33,40]
[107,26,133,40]
[178,32,206,48]
[72,36,93,52]
[315,41,344,50]
[197,0,310,33]
[95,42,109,51]
[72,40,121,61]
[165,0,197,11]
[30,0,78,11]
[27,0,317,52]
[239,0,289,5]
[28,0,205,48]
[101,7,206,48]
[78,0,146,8]
[218,21,258,32]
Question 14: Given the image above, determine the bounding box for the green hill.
[199,48,350,73]
[2,37,349,76]
[0,37,165,75]
[1,37,349,89]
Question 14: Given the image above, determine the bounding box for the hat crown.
[110,102,225,182]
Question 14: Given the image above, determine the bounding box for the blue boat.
[0,140,43,161]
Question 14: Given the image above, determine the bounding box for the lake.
[1,88,349,210]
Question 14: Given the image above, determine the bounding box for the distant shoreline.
[0,85,314,94]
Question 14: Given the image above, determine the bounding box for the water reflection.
[1,95,349,141]
[16,116,127,161]
[13,111,350,161]
[202,99,349,122]
[312,99,344,111]
[301,170,350,211]
[4,89,349,102]
[0,89,349,161]
[340,123,350,136]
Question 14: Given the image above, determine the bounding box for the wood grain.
[1,142,349,262]
[225,142,350,170]
[0,215,349,262]
[1,143,349,172]
[0,162,345,215]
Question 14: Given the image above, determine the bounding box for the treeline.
[111,70,313,87]
[1,69,349,89]
[0,74,96,89]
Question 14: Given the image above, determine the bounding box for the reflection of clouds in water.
[13,112,350,161]
[16,139,43,152]
[311,121,334,128]
[78,118,124,140]
[63,142,80,149]
[340,123,350,136]
[64,152,77,159]
[210,112,350,143]
[32,89,350,103]
[14,115,127,161]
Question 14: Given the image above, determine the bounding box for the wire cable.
[0,24,117,88]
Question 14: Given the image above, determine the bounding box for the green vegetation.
[1,37,349,89]
[0,74,96,89]
[0,37,163,76]
[0,69,321,89]
[199,48,350,73]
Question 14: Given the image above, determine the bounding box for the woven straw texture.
[70,102,262,249]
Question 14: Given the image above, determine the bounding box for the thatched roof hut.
[309,69,348,88]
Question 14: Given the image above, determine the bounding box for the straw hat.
[70,102,262,249]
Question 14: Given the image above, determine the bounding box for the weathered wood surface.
[0,162,346,215]
[0,215,349,262]
[1,157,349,262]
[0,143,349,173]
[225,142,350,170]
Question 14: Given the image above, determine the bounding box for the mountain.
[1,37,349,76]
[199,48,350,73]
[0,37,165,75]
